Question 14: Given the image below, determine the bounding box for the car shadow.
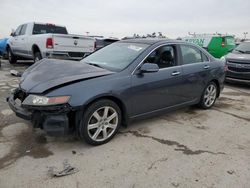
[13,60,34,66]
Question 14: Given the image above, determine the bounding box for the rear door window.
[201,53,209,62]
[180,45,203,65]
[32,24,68,35]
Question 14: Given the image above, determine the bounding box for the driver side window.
[144,45,176,69]
[14,25,22,36]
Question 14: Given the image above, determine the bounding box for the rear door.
[130,44,185,116]
[179,44,212,102]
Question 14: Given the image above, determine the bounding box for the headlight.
[220,56,226,63]
[22,95,70,106]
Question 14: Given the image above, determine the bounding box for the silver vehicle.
[224,41,250,84]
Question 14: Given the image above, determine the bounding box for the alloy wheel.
[87,106,118,142]
[204,84,217,107]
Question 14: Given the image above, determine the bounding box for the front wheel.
[199,82,218,109]
[78,99,121,145]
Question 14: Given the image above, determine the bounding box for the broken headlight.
[22,95,70,106]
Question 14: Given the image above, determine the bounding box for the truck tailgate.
[52,34,95,53]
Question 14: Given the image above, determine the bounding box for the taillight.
[221,41,225,47]
[221,37,225,47]
[46,38,53,49]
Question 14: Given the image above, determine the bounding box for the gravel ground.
[0,59,250,188]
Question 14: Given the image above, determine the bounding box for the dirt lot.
[0,59,250,188]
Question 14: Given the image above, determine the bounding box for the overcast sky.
[0,0,249,39]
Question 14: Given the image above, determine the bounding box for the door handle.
[204,65,210,69]
[21,38,24,40]
[172,71,181,76]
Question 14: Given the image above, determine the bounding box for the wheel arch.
[83,95,129,127]
[31,44,41,56]
[6,44,10,51]
[209,79,220,98]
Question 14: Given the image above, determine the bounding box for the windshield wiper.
[234,49,246,53]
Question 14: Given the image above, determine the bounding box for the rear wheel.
[33,51,42,63]
[78,99,121,145]
[7,48,17,64]
[199,82,217,109]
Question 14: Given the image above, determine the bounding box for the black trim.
[7,95,32,120]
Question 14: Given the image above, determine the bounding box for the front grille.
[228,66,250,73]
[227,60,250,73]
[68,52,85,58]
[228,60,250,64]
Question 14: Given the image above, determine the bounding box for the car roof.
[119,38,182,45]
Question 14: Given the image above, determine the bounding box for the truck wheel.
[7,48,17,64]
[78,99,122,146]
[34,52,42,63]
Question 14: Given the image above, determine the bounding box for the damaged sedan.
[7,39,226,145]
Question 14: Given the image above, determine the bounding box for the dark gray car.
[7,39,226,145]
[225,41,250,84]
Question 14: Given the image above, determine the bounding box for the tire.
[78,99,122,146]
[199,82,218,109]
[7,48,17,64]
[33,51,42,63]
[2,53,8,60]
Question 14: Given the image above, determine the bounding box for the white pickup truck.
[6,22,96,63]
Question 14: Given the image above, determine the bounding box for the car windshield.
[81,42,149,71]
[233,42,250,54]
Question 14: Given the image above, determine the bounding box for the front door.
[130,44,185,116]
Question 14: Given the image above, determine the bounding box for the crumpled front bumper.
[7,91,72,136]
[7,94,32,120]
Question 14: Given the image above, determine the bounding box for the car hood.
[226,53,250,63]
[20,59,114,93]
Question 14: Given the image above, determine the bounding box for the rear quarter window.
[225,37,235,45]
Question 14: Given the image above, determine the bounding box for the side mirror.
[140,63,159,73]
